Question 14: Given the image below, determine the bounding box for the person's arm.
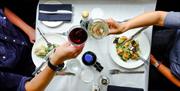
[25,42,84,91]
[3,7,35,43]
[107,11,168,34]
[150,54,180,87]
[25,63,57,91]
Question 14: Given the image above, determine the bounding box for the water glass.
[66,59,82,74]
[80,67,94,83]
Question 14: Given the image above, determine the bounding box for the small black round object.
[82,51,97,66]
[101,79,108,85]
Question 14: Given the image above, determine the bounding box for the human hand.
[28,28,36,43]
[106,18,127,34]
[50,42,84,65]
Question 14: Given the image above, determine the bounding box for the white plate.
[32,34,66,68]
[41,1,63,28]
[41,21,63,28]
[109,28,150,69]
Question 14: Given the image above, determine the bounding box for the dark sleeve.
[0,71,32,91]
[169,30,180,80]
[0,0,6,10]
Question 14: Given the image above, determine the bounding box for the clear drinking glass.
[80,67,94,83]
[66,59,82,74]
[88,19,109,39]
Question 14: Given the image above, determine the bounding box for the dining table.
[34,0,157,91]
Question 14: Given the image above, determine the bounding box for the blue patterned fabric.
[164,12,180,79]
[0,6,35,91]
[38,4,72,21]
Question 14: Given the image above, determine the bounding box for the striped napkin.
[38,4,72,21]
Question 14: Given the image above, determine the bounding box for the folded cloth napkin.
[38,4,72,21]
[107,85,144,91]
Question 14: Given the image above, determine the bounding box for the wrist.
[49,51,64,66]
[47,57,65,72]
[153,61,161,68]
[118,22,129,33]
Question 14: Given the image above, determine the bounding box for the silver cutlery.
[121,26,149,45]
[129,46,149,64]
[55,71,75,76]
[32,49,55,76]
[37,27,53,47]
[117,19,129,23]
[130,26,149,40]
[52,32,67,36]
[59,32,68,36]
[109,69,144,75]
[32,61,47,76]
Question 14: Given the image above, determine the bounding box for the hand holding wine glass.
[68,25,88,46]
[49,41,84,65]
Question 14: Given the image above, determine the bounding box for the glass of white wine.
[88,18,109,39]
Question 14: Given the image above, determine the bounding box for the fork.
[129,46,149,64]
[37,27,53,48]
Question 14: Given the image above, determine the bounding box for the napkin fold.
[38,4,72,21]
[107,85,144,91]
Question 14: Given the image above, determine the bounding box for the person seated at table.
[0,2,84,91]
[107,11,180,87]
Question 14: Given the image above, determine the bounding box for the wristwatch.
[47,57,64,71]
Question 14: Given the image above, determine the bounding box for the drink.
[88,19,109,39]
[68,26,88,45]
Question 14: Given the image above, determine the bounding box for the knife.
[32,61,47,76]
[55,72,76,76]
[110,69,144,74]
[131,26,149,39]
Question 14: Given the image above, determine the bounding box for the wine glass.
[88,19,109,39]
[68,25,88,46]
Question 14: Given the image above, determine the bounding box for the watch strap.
[47,57,64,71]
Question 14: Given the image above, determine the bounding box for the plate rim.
[109,31,150,69]
[40,1,63,28]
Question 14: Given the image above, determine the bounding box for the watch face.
[56,63,65,71]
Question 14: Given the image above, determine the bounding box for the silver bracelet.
[153,62,160,68]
